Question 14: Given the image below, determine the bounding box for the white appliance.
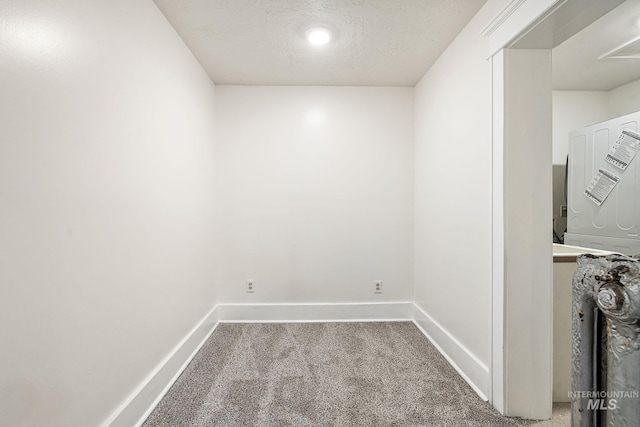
[565,111,640,255]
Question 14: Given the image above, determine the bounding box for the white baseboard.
[412,303,490,400]
[103,301,485,426]
[216,302,414,323]
[102,302,410,426]
[103,305,220,427]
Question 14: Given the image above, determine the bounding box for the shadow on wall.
[553,164,567,243]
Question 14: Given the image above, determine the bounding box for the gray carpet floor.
[143,322,527,426]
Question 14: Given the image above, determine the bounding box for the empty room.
[2,0,639,426]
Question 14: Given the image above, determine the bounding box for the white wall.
[607,78,640,119]
[413,0,509,398]
[215,86,414,304]
[500,48,553,419]
[552,91,609,165]
[0,1,218,426]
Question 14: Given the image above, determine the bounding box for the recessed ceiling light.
[306,27,331,45]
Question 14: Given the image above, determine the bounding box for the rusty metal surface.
[571,254,640,427]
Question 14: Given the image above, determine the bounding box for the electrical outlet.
[374,280,382,294]
[246,280,255,293]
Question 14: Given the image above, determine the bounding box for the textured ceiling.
[153,0,487,86]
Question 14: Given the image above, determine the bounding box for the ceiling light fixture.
[598,35,640,60]
[306,27,332,45]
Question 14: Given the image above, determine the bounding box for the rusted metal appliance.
[572,254,640,426]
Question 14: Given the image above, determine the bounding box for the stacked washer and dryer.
[565,110,640,255]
